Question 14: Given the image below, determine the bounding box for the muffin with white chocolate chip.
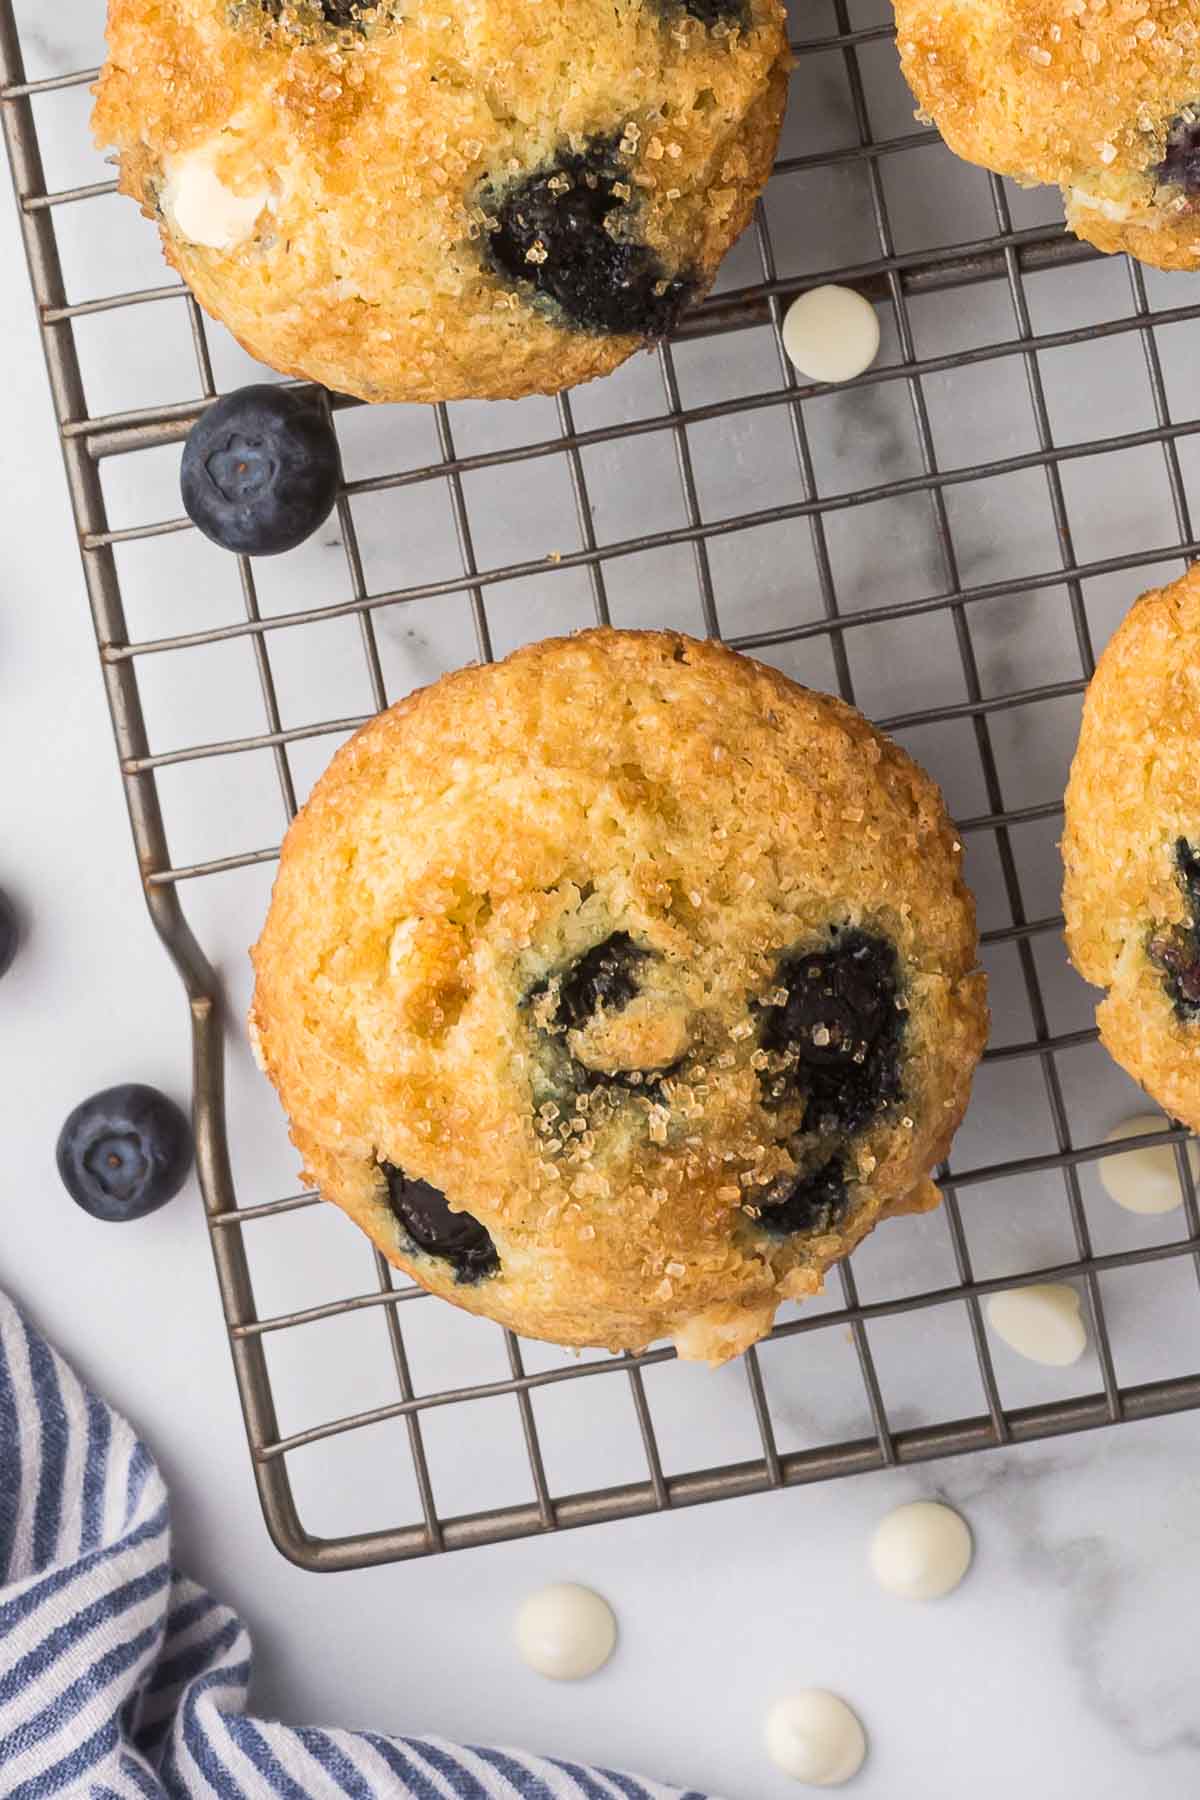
[250,630,988,1364]
[91,0,790,402]
[895,0,1200,272]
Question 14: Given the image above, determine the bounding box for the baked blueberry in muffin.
[1065,566,1200,1130]
[482,138,696,340]
[251,631,987,1363]
[1146,839,1200,1018]
[92,0,790,401]
[1156,111,1200,199]
[253,0,371,27]
[381,1164,500,1282]
[895,0,1200,272]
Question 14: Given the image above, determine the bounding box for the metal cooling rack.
[7,0,1200,1573]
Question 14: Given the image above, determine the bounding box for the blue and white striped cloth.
[0,1292,708,1800]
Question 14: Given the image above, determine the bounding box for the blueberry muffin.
[91,0,790,403]
[250,630,987,1363]
[895,0,1200,271]
[1064,567,1200,1130]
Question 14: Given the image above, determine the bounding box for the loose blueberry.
[753,1156,849,1238]
[1148,836,1200,1016]
[1155,111,1200,196]
[483,138,695,338]
[0,888,18,981]
[181,384,339,556]
[760,928,904,1135]
[381,1162,499,1282]
[56,1084,193,1222]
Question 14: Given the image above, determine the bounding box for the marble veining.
[12,2,97,76]
[938,1439,1200,1764]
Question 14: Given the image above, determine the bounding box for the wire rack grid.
[6,0,1200,1574]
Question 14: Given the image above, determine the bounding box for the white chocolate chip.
[869,1500,973,1600]
[162,145,270,251]
[986,1283,1087,1366]
[513,1584,616,1681]
[1099,1115,1198,1215]
[1068,185,1135,223]
[764,1691,867,1786]
[782,285,880,383]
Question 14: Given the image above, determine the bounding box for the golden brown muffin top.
[93,0,789,398]
[896,0,1200,270]
[1064,566,1200,1130]
[251,630,987,1361]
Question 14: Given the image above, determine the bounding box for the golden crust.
[894,0,1200,271]
[1064,565,1200,1129]
[250,629,987,1363]
[92,0,789,402]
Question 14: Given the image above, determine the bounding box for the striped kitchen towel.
[0,1292,708,1800]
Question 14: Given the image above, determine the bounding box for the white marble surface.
[5,1,1200,1794]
